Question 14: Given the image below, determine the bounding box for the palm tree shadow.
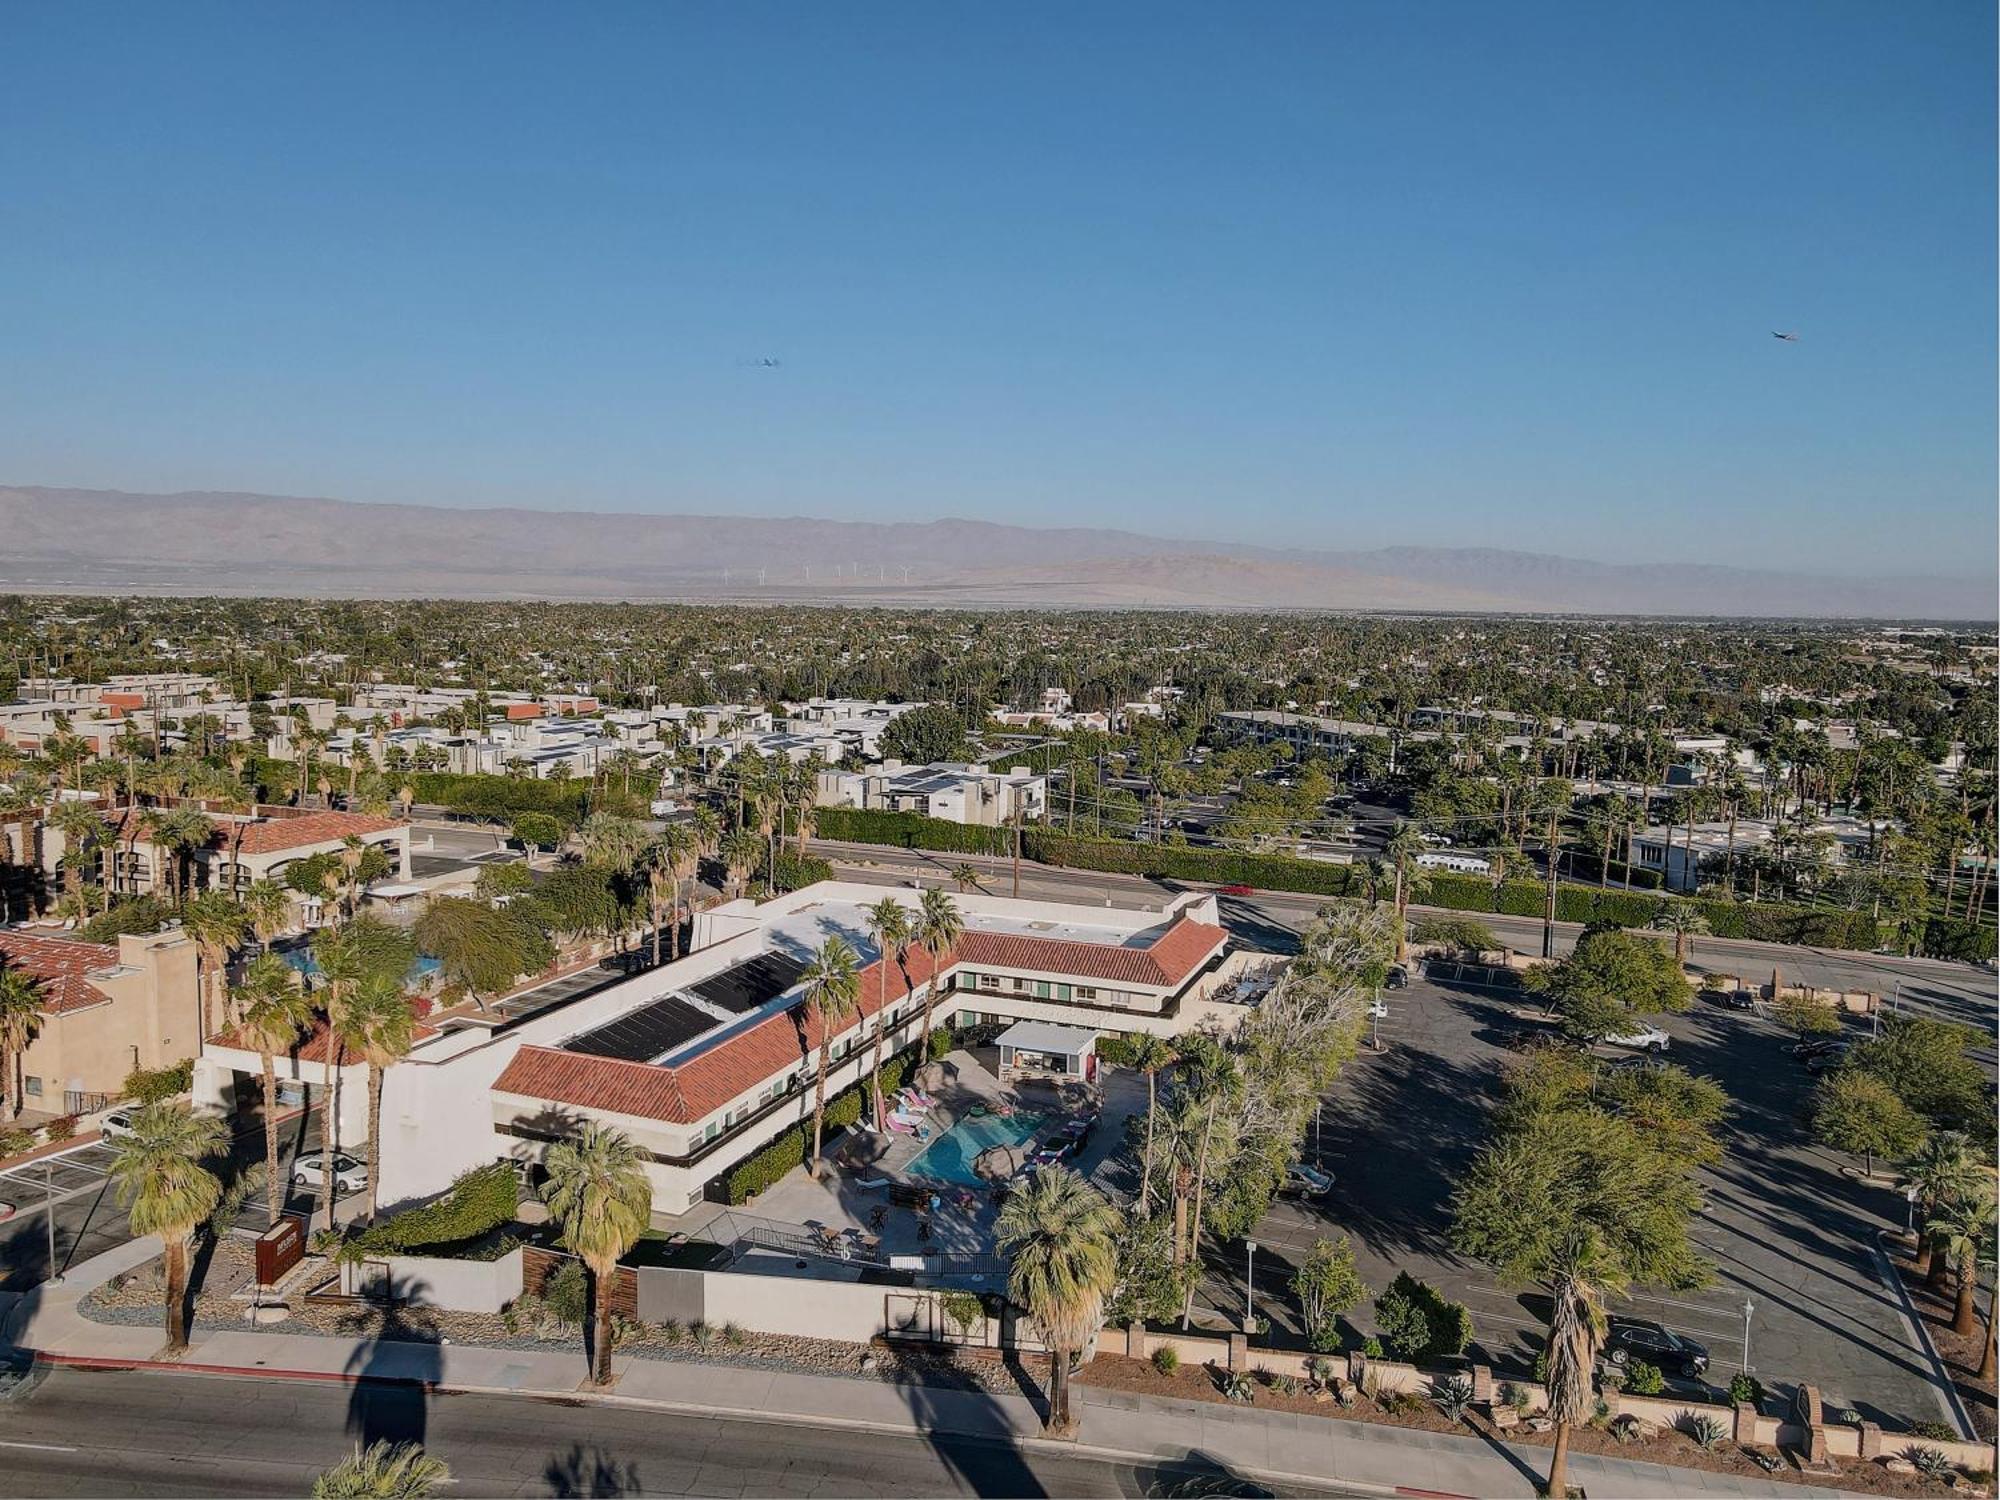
[341,1275,443,1450]
[543,1443,642,1497]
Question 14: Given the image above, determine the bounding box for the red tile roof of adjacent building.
[210,1009,441,1058]
[491,914,1226,1125]
[0,930,118,1014]
[101,807,406,857]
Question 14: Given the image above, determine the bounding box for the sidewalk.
[3,1240,1846,1500]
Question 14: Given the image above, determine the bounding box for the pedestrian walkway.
[2,1237,1847,1500]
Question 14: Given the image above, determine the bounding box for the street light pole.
[1740,1298,1755,1374]
[44,1160,63,1287]
[1245,1241,1258,1331]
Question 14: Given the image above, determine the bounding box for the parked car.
[1600,1025,1670,1054]
[1603,1317,1709,1379]
[1804,1043,1851,1075]
[1792,1035,1848,1059]
[1219,884,1255,897]
[1716,989,1756,1012]
[1365,995,1388,1020]
[1609,1053,1667,1074]
[99,1107,139,1140]
[1282,1162,1335,1197]
[1384,964,1409,990]
[292,1152,368,1196]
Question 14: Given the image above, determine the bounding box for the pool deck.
[664,1049,1146,1268]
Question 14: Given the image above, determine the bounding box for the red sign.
[255,1214,307,1286]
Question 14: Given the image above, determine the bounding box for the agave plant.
[1906,1446,1953,1480]
[1431,1374,1475,1423]
[1676,1411,1729,1450]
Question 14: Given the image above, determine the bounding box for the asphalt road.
[0,1365,1356,1498]
[816,840,1998,1042]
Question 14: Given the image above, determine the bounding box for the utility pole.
[1011,804,1023,900]
[44,1159,62,1286]
[1542,811,1561,960]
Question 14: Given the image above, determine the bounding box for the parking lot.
[1196,970,1972,1431]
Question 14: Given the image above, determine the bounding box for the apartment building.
[0,927,201,1114]
[62,805,411,904]
[194,881,1232,1215]
[815,760,1047,826]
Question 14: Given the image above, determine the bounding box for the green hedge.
[356,1162,518,1254]
[121,1058,194,1105]
[769,852,834,893]
[814,807,1010,856]
[722,1050,917,1204]
[1921,916,1998,962]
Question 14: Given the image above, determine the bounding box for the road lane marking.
[0,1439,81,1452]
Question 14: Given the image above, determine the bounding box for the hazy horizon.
[6,4,1995,575]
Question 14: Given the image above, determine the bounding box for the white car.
[293,1152,369,1197]
[1601,1025,1670,1054]
[99,1107,139,1139]
[1365,996,1388,1019]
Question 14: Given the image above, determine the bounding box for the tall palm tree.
[801,936,862,1177]
[309,917,414,1232]
[1540,1227,1623,1500]
[575,812,649,874]
[1383,822,1428,963]
[914,887,964,1059]
[181,890,248,1041]
[106,1101,225,1353]
[1900,1131,1983,1278]
[350,973,418,1223]
[311,1440,452,1499]
[995,1165,1123,1437]
[1125,1034,1178,1217]
[233,955,313,1224]
[1933,1184,1997,1339]
[542,1121,653,1387]
[863,897,912,1128]
[0,968,44,1118]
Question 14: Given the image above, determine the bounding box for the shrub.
[1094,1034,1139,1068]
[1625,1359,1665,1396]
[767,852,833,893]
[79,894,176,944]
[354,1161,517,1254]
[1906,1420,1957,1442]
[940,1290,985,1339]
[1152,1345,1181,1376]
[1678,1411,1728,1450]
[121,1057,194,1105]
[1220,1370,1254,1403]
[690,1320,715,1348]
[1726,1373,1764,1406]
[723,1321,746,1347]
[1371,1272,1473,1362]
[43,1114,77,1143]
[1305,1355,1337,1389]
[543,1260,588,1329]
[1273,1374,1303,1399]
[1360,1336,1384,1359]
[0,1127,35,1159]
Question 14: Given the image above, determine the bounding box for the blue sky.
[4,2,1992,574]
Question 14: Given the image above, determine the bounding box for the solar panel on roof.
[565,994,717,1063]
[688,950,810,1014]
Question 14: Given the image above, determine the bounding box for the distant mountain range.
[1,485,1989,619]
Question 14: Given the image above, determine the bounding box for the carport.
[995,1020,1098,1083]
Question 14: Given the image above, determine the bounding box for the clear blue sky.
[5,2,1993,575]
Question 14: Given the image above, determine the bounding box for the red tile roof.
[957,914,1225,989]
[101,807,406,857]
[210,1008,441,1059]
[491,915,1226,1126]
[0,931,118,1014]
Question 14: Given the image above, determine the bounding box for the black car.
[1604,1317,1709,1379]
[1791,1035,1848,1059]
[1717,988,1756,1011]
[1384,964,1409,990]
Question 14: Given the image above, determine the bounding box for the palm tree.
[1125,1034,1178,1217]
[995,1165,1123,1437]
[542,1121,653,1386]
[181,890,248,1042]
[914,887,964,1059]
[801,936,862,1177]
[47,798,105,904]
[0,967,44,1118]
[350,973,418,1222]
[718,829,762,899]
[1540,1227,1622,1500]
[949,863,983,894]
[576,812,649,874]
[1933,1184,1996,1339]
[863,897,912,1128]
[1383,822,1428,963]
[1650,899,1710,966]
[106,1101,225,1353]
[310,917,414,1232]
[311,1440,452,1499]
[1900,1131,1983,1278]
[241,878,294,952]
[233,955,312,1224]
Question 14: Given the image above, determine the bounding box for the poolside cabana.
[995,1020,1099,1083]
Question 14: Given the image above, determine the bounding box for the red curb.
[29,1349,435,1389]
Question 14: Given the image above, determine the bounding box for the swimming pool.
[907,1110,1044,1187]
[282,949,443,986]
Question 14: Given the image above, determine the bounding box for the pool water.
[282,950,443,986]
[908,1110,1045,1187]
